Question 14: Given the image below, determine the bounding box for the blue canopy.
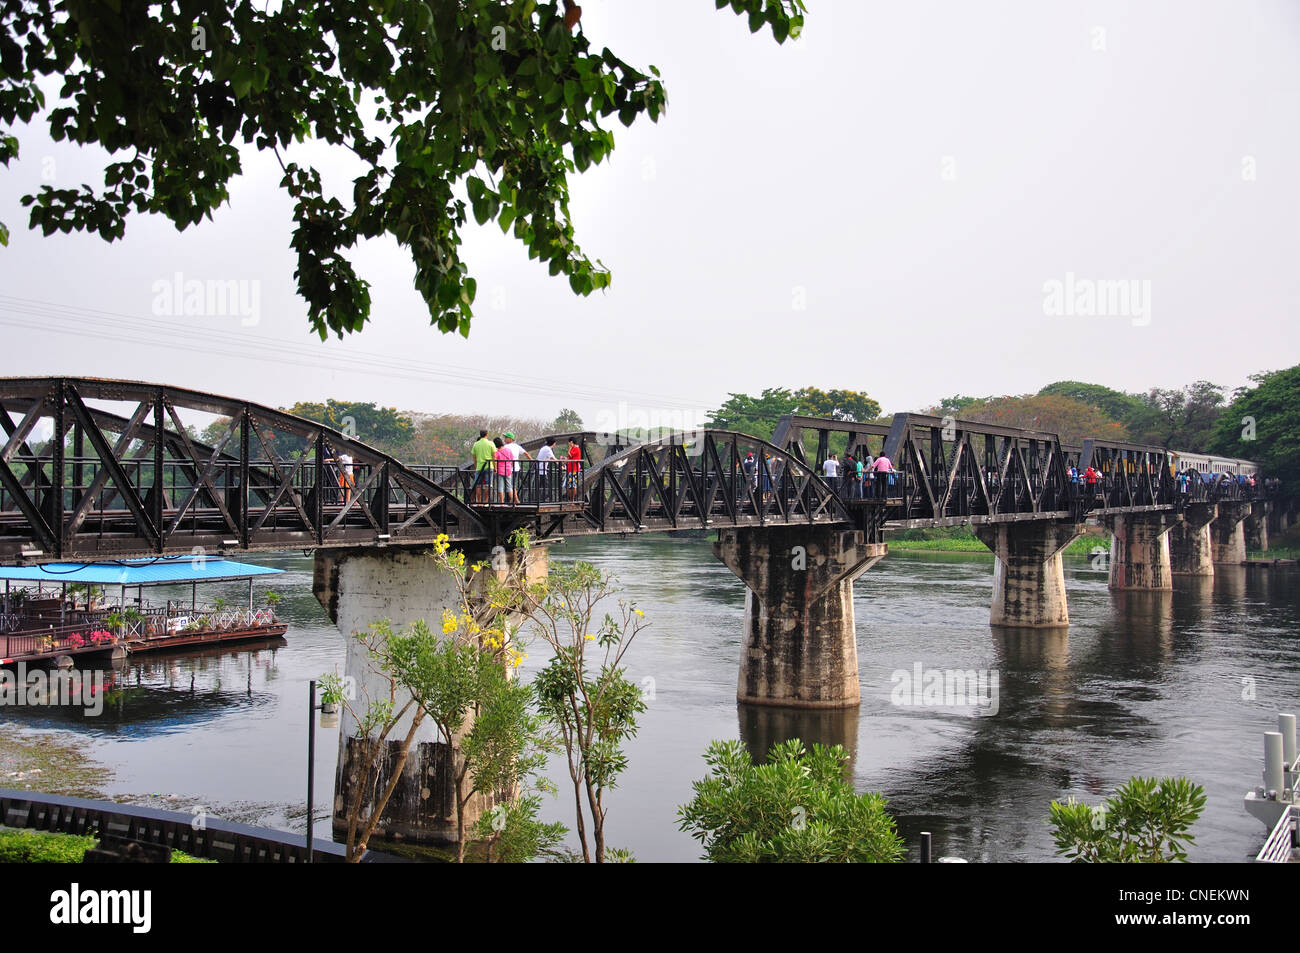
[0,558,282,586]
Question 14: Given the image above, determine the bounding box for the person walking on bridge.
[1084,465,1099,502]
[862,450,875,498]
[471,429,494,504]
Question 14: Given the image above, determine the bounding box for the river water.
[3,536,1297,862]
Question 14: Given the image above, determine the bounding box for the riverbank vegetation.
[885,526,1111,557]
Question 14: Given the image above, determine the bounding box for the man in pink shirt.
[872,453,893,498]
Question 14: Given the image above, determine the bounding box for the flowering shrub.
[88,630,113,644]
[65,633,85,648]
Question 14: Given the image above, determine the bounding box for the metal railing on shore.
[1256,804,1297,863]
[0,787,404,863]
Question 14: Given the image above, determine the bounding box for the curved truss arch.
[0,377,487,561]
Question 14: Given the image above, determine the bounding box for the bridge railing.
[0,787,392,863]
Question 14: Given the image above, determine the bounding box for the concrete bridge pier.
[1168,504,1216,576]
[313,543,546,847]
[714,525,886,708]
[1245,501,1269,553]
[1104,512,1179,590]
[1210,502,1251,565]
[972,521,1083,628]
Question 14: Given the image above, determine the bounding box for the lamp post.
[307,677,342,862]
[307,678,321,862]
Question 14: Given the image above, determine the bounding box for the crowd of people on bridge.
[810,451,1274,509]
[470,430,582,505]
[821,450,897,499]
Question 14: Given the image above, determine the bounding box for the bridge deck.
[0,378,1273,563]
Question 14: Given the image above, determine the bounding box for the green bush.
[0,826,213,863]
[0,828,95,863]
[1048,776,1206,862]
[678,739,904,863]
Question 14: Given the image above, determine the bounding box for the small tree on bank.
[1048,776,1206,863]
[677,738,905,863]
[518,561,647,863]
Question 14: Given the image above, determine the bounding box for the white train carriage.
[1168,450,1260,482]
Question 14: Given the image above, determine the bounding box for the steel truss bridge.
[0,378,1266,563]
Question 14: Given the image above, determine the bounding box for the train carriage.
[1168,450,1260,482]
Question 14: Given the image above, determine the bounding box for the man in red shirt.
[1084,465,1099,502]
[565,437,582,501]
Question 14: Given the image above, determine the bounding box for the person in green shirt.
[471,429,495,503]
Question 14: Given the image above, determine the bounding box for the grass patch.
[1247,547,1300,561]
[885,526,1110,556]
[0,826,213,863]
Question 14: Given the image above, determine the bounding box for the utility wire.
[0,293,719,414]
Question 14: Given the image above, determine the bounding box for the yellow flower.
[441,609,458,634]
[584,634,595,641]
[634,609,644,617]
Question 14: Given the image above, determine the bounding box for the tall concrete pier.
[313,543,547,846]
[714,525,885,709]
[973,521,1083,628]
[1245,501,1270,553]
[1104,512,1179,590]
[1211,502,1251,565]
[1169,504,1216,576]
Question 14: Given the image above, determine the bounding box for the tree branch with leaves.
[1,0,806,337]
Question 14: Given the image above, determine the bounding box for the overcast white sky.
[2,0,1298,431]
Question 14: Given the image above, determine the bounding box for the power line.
[0,294,720,413]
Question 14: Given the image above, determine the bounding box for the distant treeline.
[208,366,1297,493]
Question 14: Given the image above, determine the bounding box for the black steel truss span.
[572,430,850,534]
[0,378,488,561]
[772,413,1258,525]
